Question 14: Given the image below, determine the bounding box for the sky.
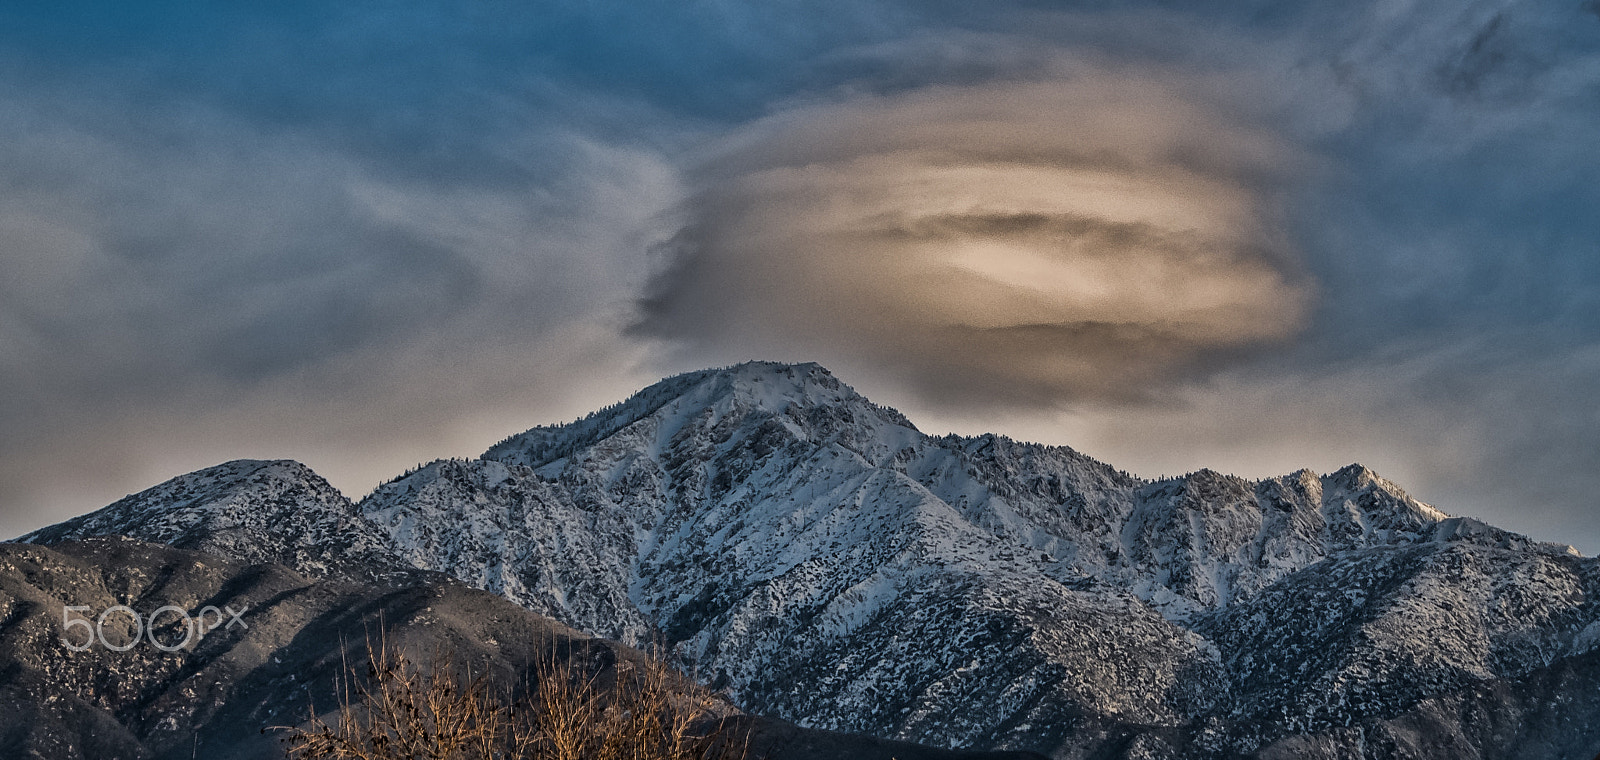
[2,1,1598,553]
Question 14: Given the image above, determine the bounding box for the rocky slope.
[19,459,414,584]
[0,536,602,760]
[0,537,1040,760]
[17,362,1600,758]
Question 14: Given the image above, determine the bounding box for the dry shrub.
[279,638,750,760]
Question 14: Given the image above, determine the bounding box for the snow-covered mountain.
[0,537,1034,760]
[20,362,1600,759]
[20,459,415,584]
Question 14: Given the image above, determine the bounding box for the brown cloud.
[638,74,1315,406]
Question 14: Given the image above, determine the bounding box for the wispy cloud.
[0,71,680,535]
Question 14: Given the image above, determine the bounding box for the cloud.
[0,71,681,537]
[3,0,1597,557]
[638,72,1313,405]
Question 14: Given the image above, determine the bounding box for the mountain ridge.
[18,458,421,584]
[0,536,1044,760]
[17,360,1600,759]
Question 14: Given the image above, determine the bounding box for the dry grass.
[278,638,750,760]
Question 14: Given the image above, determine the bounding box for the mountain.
[0,536,1042,760]
[0,535,602,760]
[17,361,1600,759]
[18,459,414,584]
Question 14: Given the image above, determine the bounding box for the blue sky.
[2,1,1598,552]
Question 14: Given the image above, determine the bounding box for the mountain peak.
[20,457,409,582]
[692,360,876,411]
[484,360,917,468]
[18,458,332,543]
[721,358,827,375]
[1327,462,1379,485]
[656,360,854,403]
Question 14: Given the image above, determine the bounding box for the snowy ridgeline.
[22,361,1600,760]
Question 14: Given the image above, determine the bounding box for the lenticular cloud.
[639,73,1314,406]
